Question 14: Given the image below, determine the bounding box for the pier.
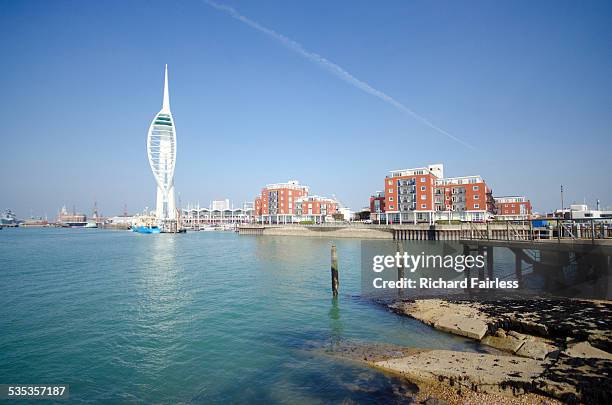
[456,219,612,298]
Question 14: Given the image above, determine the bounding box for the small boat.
[132,225,161,234]
[131,215,160,234]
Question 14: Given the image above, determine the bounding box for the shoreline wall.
[237,224,531,240]
[259,225,395,239]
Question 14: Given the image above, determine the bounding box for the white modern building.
[147,65,177,221]
[181,201,255,228]
[337,206,353,222]
[566,204,612,220]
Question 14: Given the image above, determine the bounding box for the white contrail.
[203,0,472,148]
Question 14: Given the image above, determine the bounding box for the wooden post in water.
[331,244,339,297]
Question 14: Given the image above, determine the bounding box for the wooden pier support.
[515,252,523,288]
[486,246,494,278]
[477,247,485,280]
[396,241,405,297]
[463,244,472,293]
[331,244,339,297]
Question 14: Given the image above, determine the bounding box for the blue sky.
[1,0,611,217]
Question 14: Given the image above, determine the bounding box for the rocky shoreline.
[323,298,612,404]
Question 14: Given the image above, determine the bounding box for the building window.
[420,177,426,182]
[389,197,394,202]
[474,204,480,209]
[421,204,427,209]
[389,205,394,210]
[473,186,479,191]
[388,180,392,185]
[474,194,479,199]
[420,186,426,191]
[388,188,393,194]
[421,195,426,200]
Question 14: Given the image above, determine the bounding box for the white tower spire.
[147,65,177,222]
[162,64,170,112]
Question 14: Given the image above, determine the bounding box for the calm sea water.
[1,228,479,403]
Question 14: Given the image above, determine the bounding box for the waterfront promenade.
[237,221,612,242]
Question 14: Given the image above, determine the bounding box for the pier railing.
[466,218,611,241]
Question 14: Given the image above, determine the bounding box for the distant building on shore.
[337,206,354,222]
[379,164,494,224]
[369,191,385,222]
[57,205,87,226]
[181,201,254,228]
[254,180,338,224]
[434,175,495,222]
[295,195,338,223]
[494,196,532,221]
[369,163,534,224]
[559,204,612,220]
[255,180,309,223]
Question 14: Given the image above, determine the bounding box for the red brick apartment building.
[434,176,495,222]
[254,180,338,223]
[494,196,532,220]
[369,191,385,222]
[374,164,497,224]
[295,196,338,221]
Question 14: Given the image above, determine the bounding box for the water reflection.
[133,234,193,357]
[328,297,343,346]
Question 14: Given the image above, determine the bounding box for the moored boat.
[132,225,161,234]
[1,209,18,226]
[22,217,50,227]
[131,215,160,234]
